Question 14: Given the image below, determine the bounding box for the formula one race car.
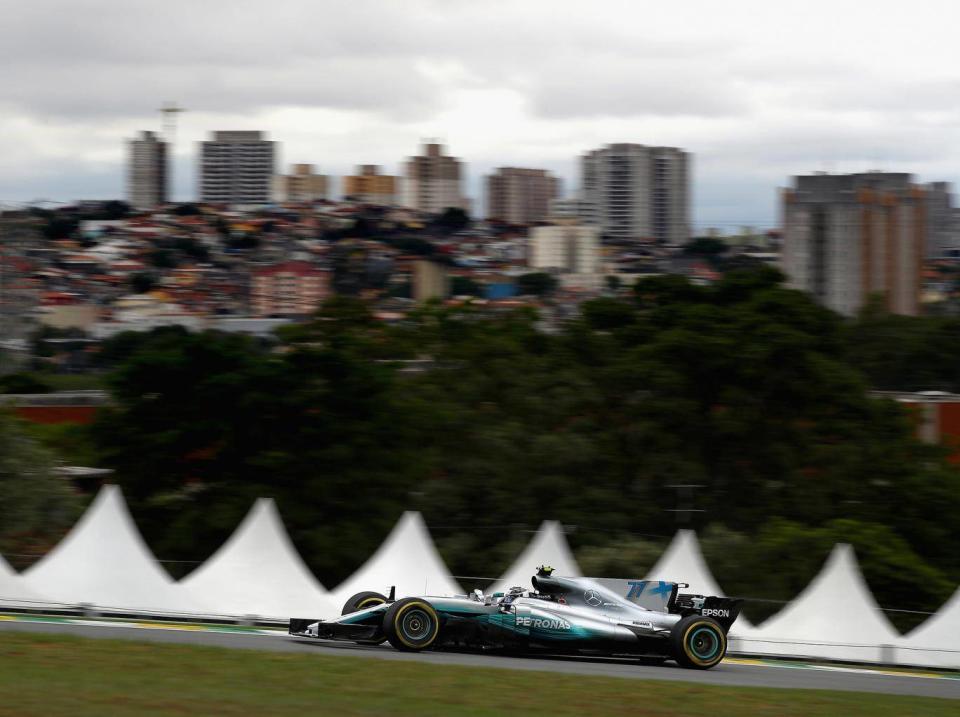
[289,567,743,669]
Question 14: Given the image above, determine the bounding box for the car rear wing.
[673,594,744,632]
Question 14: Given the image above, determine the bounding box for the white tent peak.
[739,543,900,662]
[22,484,205,614]
[491,521,581,594]
[645,530,754,635]
[181,497,337,619]
[897,587,960,668]
[332,511,461,601]
[645,530,725,598]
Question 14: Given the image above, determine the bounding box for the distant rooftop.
[209,131,266,142]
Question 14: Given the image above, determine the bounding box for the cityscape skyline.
[4,1,960,229]
[6,122,957,232]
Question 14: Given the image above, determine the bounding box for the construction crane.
[159,103,185,203]
[159,102,185,143]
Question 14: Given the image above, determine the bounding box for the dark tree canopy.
[435,207,470,233]
[72,270,960,627]
[517,272,557,297]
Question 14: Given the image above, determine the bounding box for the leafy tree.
[844,297,960,392]
[0,373,51,394]
[79,269,960,612]
[41,216,78,241]
[386,236,435,256]
[517,272,557,297]
[0,411,79,564]
[581,297,635,331]
[435,207,470,233]
[348,217,375,238]
[174,237,210,263]
[385,282,412,299]
[92,314,428,583]
[226,233,260,251]
[683,236,728,259]
[130,272,157,294]
[172,203,201,216]
[451,276,481,296]
[149,249,177,269]
[96,200,131,221]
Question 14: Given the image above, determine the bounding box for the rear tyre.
[670,615,727,670]
[383,598,441,652]
[341,591,388,645]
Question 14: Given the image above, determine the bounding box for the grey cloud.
[0,0,736,122]
[3,0,960,222]
[2,57,441,120]
[794,80,960,114]
[529,71,748,119]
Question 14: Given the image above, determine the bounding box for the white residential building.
[200,131,276,204]
[529,224,602,289]
[581,144,689,244]
[401,142,468,214]
[127,131,167,209]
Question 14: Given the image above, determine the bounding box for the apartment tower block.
[127,131,168,209]
[401,142,467,214]
[581,143,689,244]
[486,167,560,224]
[781,172,925,316]
[343,165,400,205]
[200,131,276,204]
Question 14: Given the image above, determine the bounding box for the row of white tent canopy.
[1,485,957,669]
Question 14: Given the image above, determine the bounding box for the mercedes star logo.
[584,590,602,607]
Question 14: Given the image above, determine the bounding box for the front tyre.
[670,615,727,669]
[383,598,441,652]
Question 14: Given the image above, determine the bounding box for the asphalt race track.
[1,619,957,700]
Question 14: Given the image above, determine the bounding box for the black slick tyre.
[341,591,388,645]
[670,615,727,669]
[383,598,441,652]
[341,591,388,615]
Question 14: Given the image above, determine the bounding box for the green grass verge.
[0,633,954,717]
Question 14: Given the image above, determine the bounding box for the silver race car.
[290,567,743,669]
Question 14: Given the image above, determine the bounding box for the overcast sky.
[2,0,959,228]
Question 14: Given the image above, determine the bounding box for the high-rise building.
[343,165,399,205]
[781,172,925,316]
[127,131,167,209]
[925,182,958,257]
[199,131,275,204]
[274,164,329,202]
[581,144,689,244]
[486,168,560,224]
[401,142,467,214]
